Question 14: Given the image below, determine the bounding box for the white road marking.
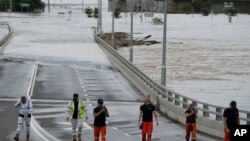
[26,63,61,141]
[35,113,65,118]
[112,127,118,130]
[0,98,18,101]
[56,122,92,130]
[78,76,81,80]
[83,122,93,130]
[124,133,131,136]
[27,63,38,97]
[31,116,61,141]
[75,69,79,73]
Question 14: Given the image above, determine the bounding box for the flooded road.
[0,5,216,141]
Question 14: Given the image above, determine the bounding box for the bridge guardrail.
[0,23,12,46]
[94,34,250,138]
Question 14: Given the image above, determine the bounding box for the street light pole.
[97,0,100,33]
[136,0,139,14]
[48,0,50,13]
[111,0,115,48]
[161,0,167,86]
[140,0,143,22]
[10,0,12,12]
[100,0,102,37]
[82,0,84,12]
[129,8,134,62]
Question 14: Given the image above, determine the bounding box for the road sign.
[20,3,30,8]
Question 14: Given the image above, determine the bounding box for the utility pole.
[97,0,100,34]
[82,0,84,12]
[100,0,102,37]
[48,0,50,13]
[60,0,62,9]
[129,8,134,62]
[111,0,115,48]
[161,0,167,86]
[136,0,139,14]
[140,0,143,22]
[9,0,12,12]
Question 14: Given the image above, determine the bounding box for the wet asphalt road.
[0,6,217,141]
[0,60,33,99]
[0,60,217,141]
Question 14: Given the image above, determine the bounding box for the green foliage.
[202,7,210,16]
[85,7,93,17]
[0,0,9,11]
[213,10,218,15]
[224,7,236,16]
[181,5,192,14]
[228,15,232,23]
[174,117,180,124]
[151,17,163,25]
[94,7,98,18]
[192,0,211,16]
[192,0,202,12]
[114,8,121,18]
[156,96,160,110]
[0,0,44,12]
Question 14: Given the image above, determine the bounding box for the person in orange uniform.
[223,101,239,141]
[138,96,159,141]
[93,99,109,141]
[185,103,197,141]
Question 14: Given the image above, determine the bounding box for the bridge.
[0,9,249,141]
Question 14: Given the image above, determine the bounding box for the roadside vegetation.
[0,0,44,12]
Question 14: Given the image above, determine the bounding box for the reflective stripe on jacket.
[67,100,86,119]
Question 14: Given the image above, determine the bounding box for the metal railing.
[94,34,250,126]
[0,23,12,46]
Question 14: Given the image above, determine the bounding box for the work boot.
[78,134,81,141]
[13,133,19,141]
[73,135,77,141]
[26,134,30,141]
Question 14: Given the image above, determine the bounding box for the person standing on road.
[223,101,239,141]
[138,96,159,141]
[185,103,197,141]
[66,93,88,141]
[93,98,109,141]
[14,96,33,141]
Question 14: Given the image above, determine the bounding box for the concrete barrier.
[94,34,249,139]
[0,23,12,46]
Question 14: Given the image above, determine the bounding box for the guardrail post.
[8,25,11,32]
[162,93,167,98]
[183,98,188,109]
[192,101,197,107]
[168,91,173,102]
[247,113,250,125]
[216,107,222,121]
[203,104,210,117]
[175,95,180,106]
